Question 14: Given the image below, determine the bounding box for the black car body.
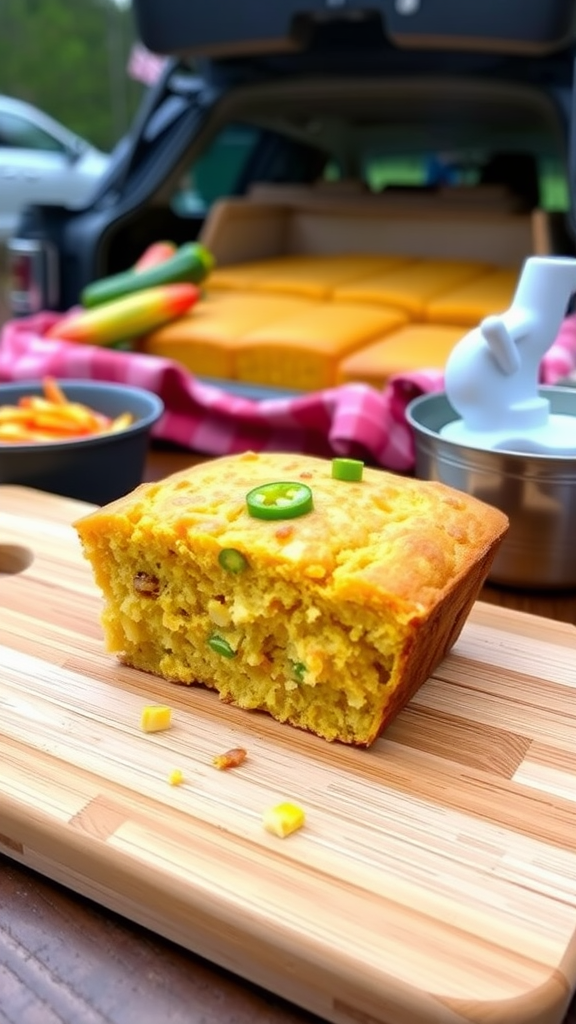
[7,0,576,315]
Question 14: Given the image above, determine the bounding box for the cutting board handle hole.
[0,543,34,576]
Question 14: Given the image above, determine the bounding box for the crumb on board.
[212,747,247,770]
[140,704,172,733]
[167,769,185,786]
[262,802,306,838]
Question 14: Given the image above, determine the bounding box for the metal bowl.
[406,385,576,589]
[0,380,164,505]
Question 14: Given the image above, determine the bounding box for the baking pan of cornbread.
[1,484,575,1024]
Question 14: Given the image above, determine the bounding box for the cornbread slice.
[333,260,493,317]
[235,302,408,390]
[208,257,314,292]
[424,267,519,326]
[250,254,411,299]
[336,323,465,388]
[209,254,410,299]
[140,292,315,378]
[74,452,508,747]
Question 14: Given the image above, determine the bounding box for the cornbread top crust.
[76,452,508,617]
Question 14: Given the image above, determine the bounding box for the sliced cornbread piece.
[337,323,465,389]
[208,257,314,292]
[251,254,411,299]
[333,259,493,318]
[235,302,408,390]
[210,254,410,299]
[424,267,520,326]
[140,292,315,378]
[74,451,509,747]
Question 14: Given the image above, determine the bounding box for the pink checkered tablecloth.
[1,311,576,473]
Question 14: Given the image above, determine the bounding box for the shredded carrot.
[107,411,134,434]
[42,376,68,405]
[0,379,133,444]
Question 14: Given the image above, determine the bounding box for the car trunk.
[131,0,576,60]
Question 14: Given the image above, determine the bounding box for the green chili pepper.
[290,661,307,683]
[245,481,313,520]
[218,548,248,574]
[207,634,236,658]
[331,457,364,482]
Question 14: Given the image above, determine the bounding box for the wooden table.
[1,443,575,1024]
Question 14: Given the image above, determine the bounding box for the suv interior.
[7,0,576,317]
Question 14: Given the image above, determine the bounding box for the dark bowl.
[0,380,164,505]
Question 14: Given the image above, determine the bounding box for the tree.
[0,0,144,150]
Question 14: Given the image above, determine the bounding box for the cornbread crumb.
[140,704,172,733]
[75,452,508,747]
[263,802,306,838]
[167,768,184,786]
[213,747,247,770]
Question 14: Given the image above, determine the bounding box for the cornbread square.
[208,257,315,292]
[235,302,408,390]
[209,254,410,299]
[75,452,508,747]
[424,267,519,326]
[250,254,411,299]
[337,324,465,389]
[140,292,315,378]
[333,260,493,317]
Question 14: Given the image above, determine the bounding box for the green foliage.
[0,0,144,151]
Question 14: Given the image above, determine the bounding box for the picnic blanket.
[1,311,576,473]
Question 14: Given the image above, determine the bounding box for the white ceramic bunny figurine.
[441,256,576,453]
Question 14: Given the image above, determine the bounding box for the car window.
[360,154,469,189]
[0,111,67,153]
[171,120,329,215]
[168,102,570,218]
[171,125,262,215]
[359,150,569,211]
[539,156,569,210]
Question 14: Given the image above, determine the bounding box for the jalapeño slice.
[245,481,314,520]
[218,548,248,574]
[207,634,236,658]
[290,660,307,683]
[331,457,364,482]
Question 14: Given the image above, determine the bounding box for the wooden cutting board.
[1,485,576,1024]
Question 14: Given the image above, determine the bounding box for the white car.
[0,95,110,241]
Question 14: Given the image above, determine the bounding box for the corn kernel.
[140,704,172,733]
[207,598,232,628]
[262,802,306,838]
[167,768,184,786]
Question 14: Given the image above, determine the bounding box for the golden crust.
[75,452,508,746]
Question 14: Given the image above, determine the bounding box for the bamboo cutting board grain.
[1,485,576,1024]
